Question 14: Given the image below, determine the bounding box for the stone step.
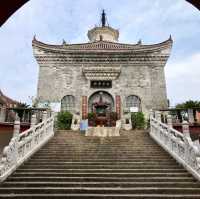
[2,194,200,199]
[16,168,186,173]
[7,176,195,183]
[1,193,200,199]
[20,165,183,169]
[2,181,199,188]
[1,187,200,195]
[24,161,179,165]
[12,172,191,178]
[28,158,176,162]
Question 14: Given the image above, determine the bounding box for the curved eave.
[32,37,173,54]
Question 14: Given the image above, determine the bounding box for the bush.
[131,112,146,129]
[57,111,73,130]
[88,112,96,127]
[110,112,118,121]
[88,112,96,120]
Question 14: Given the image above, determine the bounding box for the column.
[0,105,6,122]
[188,109,194,124]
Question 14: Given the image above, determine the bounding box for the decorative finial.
[101,9,106,27]
[169,34,172,41]
[137,39,142,45]
[33,34,36,41]
[62,39,66,45]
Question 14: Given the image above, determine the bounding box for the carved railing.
[0,111,54,182]
[150,111,200,181]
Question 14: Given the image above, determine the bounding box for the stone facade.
[33,17,172,118]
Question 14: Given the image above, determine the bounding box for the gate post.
[115,96,121,120]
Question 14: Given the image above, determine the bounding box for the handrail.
[150,111,200,181]
[0,112,54,182]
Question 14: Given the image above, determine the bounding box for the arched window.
[126,95,141,111]
[61,95,75,112]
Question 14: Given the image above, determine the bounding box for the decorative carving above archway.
[82,65,121,80]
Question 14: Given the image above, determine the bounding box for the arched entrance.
[88,91,114,115]
[88,91,115,126]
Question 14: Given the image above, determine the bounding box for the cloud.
[166,53,200,105]
[0,0,199,105]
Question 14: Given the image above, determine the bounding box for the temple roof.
[0,89,19,107]
[32,36,173,54]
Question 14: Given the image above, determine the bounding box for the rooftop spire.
[101,9,106,27]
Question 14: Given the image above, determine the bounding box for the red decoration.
[115,96,121,120]
[82,96,88,119]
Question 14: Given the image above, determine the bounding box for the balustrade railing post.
[182,120,190,138]
[182,120,191,163]
[31,114,37,128]
[155,111,162,122]
[42,111,48,122]
[149,109,154,119]
[42,111,48,134]
[167,114,173,128]
[188,109,194,124]
[13,115,20,137]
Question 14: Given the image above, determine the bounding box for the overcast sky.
[0,0,200,106]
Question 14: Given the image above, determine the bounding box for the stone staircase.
[0,130,200,198]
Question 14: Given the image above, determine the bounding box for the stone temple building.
[32,11,173,121]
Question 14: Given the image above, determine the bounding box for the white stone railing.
[0,111,54,182]
[150,111,200,181]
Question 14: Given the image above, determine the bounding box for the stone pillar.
[182,120,190,137]
[115,95,121,120]
[188,109,194,124]
[0,105,6,122]
[13,116,20,137]
[196,111,200,123]
[155,111,161,122]
[31,114,37,127]
[82,96,88,120]
[167,114,173,128]
[149,109,154,119]
[42,111,48,122]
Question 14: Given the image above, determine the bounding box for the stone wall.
[33,40,171,117]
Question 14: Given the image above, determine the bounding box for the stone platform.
[85,120,121,137]
[85,126,120,137]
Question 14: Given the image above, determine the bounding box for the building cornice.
[32,37,173,55]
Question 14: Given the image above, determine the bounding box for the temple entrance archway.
[88,91,114,115]
[88,91,115,126]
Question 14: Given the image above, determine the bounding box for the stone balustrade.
[0,111,54,182]
[150,111,200,181]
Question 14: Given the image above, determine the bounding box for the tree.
[176,100,200,109]
[14,102,30,119]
